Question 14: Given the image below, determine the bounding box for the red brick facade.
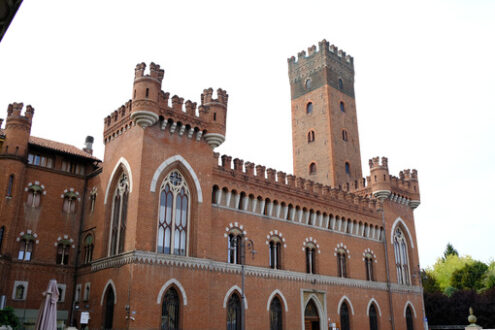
[0,40,424,330]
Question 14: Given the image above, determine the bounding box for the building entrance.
[304,299,320,330]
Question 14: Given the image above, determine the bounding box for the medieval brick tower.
[288,39,362,187]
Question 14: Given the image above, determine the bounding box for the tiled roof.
[29,136,100,161]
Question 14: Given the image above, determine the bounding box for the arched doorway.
[406,306,414,330]
[161,287,180,329]
[304,299,320,330]
[369,304,378,330]
[269,296,283,330]
[340,302,350,330]
[103,287,115,330]
[227,292,242,330]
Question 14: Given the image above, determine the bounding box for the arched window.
[269,296,283,330]
[26,183,43,208]
[269,237,281,269]
[405,306,414,330]
[306,102,313,114]
[345,162,350,175]
[228,230,242,264]
[103,286,115,330]
[337,248,347,278]
[309,162,317,175]
[340,302,350,330]
[227,292,242,330]
[342,130,348,141]
[305,244,316,274]
[18,238,34,261]
[6,174,14,197]
[305,78,312,90]
[109,173,129,256]
[365,253,374,281]
[338,78,344,90]
[393,228,410,285]
[62,190,79,214]
[56,242,70,265]
[340,101,345,112]
[157,170,190,256]
[369,304,378,330]
[307,130,315,143]
[161,287,180,330]
[83,234,94,264]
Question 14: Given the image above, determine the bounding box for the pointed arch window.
[161,287,180,330]
[340,302,350,330]
[406,306,414,330]
[369,304,378,330]
[83,234,94,264]
[109,173,129,256]
[393,227,410,285]
[269,296,283,330]
[157,170,190,256]
[227,292,242,330]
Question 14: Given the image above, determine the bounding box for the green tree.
[430,254,472,293]
[421,269,441,293]
[482,260,495,290]
[0,306,20,328]
[451,261,488,291]
[442,243,459,261]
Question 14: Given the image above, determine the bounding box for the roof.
[29,136,100,161]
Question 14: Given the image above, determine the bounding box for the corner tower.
[288,39,362,187]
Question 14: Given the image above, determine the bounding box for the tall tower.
[288,39,362,187]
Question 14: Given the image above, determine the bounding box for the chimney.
[83,136,94,155]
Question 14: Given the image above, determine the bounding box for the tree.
[482,261,495,290]
[452,261,488,291]
[442,243,459,261]
[421,269,441,293]
[430,254,472,293]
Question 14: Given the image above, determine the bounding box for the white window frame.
[12,281,28,301]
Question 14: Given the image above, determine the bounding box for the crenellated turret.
[368,156,391,200]
[2,103,34,157]
[130,62,164,128]
[401,169,420,209]
[200,88,229,149]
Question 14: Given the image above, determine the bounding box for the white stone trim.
[266,289,288,312]
[366,298,382,317]
[222,285,247,309]
[12,281,28,300]
[104,157,133,205]
[390,217,415,248]
[150,155,203,203]
[156,278,188,305]
[57,283,67,302]
[337,295,355,315]
[302,292,327,330]
[100,279,117,306]
[404,301,417,318]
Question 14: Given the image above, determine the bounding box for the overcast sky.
[1,0,494,268]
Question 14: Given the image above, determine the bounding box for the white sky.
[1,0,494,268]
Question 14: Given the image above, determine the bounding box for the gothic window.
[305,244,316,274]
[83,234,94,264]
[6,174,14,197]
[307,130,315,143]
[365,253,374,281]
[338,78,344,90]
[340,101,345,112]
[393,228,411,285]
[342,129,348,141]
[157,170,190,256]
[228,230,242,264]
[103,286,115,329]
[161,287,180,330]
[337,248,347,278]
[56,242,70,265]
[405,306,414,330]
[345,162,350,175]
[306,102,313,114]
[226,292,242,330]
[18,238,34,261]
[83,283,91,301]
[109,173,129,256]
[340,302,350,330]
[62,190,79,214]
[269,296,283,330]
[369,304,378,330]
[309,162,317,175]
[26,182,44,208]
[269,239,281,269]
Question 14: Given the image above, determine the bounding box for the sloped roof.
[29,136,100,161]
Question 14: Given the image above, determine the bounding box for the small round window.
[306,102,313,114]
[305,79,312,90]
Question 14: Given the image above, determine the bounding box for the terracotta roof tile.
[29,136,100,161]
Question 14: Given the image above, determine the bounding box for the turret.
[368,156,391,200]
[200,88,228,149]
[402,169,421,209]
[130,62,164,128]
[2,103,34,157]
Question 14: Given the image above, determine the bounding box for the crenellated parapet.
[104,62,229,148]
[212,154,378,214]
[2,103,35,156]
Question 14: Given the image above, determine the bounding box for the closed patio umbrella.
[35,279,59,330]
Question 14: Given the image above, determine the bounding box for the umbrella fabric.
[35,279,59,330]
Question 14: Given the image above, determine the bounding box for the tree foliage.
[430,254,472,293]
[0,306,20,328]
[451,261,488,291]
[443,242,459,260]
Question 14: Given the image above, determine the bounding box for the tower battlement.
[369,156,388,170]
[134,62,164,82]
[201,88,229,107]
[6,103,34,125]
[287,39,354,83]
